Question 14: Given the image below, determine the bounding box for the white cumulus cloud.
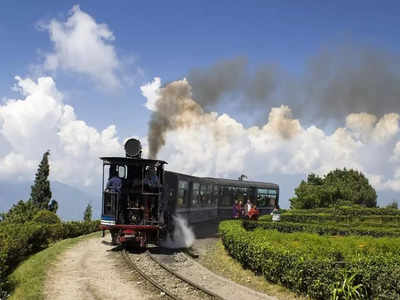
[0,76,123,186]
[42,5,122,88]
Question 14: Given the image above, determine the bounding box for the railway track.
[122,248,224,300]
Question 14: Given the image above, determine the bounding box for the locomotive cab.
[100,139,168,246]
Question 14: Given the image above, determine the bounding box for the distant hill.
[0,180,100,221]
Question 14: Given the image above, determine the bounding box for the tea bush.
[219,220,400,299]
[284,207,400,216]
[244,220,400,237]
[259,213,400,225]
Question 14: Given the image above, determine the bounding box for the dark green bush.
[0,200,39,224]
[219,220,400,299]
[32,210,61,224]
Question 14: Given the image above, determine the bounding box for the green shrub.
[284,207,400,216]
[219,220,400,299]
[243,220,400,238]
[32,210,61,224]
[0,200,39,224]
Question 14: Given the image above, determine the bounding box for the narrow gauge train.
[100,138,279,247]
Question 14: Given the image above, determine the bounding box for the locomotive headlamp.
[124,138,142,158]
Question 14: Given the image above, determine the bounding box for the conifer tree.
[84,203,92,221]
[30,150,58,212]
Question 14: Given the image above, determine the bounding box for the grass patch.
[198,239,306,300]
[7,231,101,300]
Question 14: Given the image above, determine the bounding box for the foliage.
[0,200,39,224]
[331,272,364,300]
[243,220,400,238]
[281,206,400,216]
[48,199,58,213]
[259,213,400,225]
[219,220,400,299]
[290,169,377,209]
[29,151,57,212]
[32,210,61,224]
[83,204,92,222]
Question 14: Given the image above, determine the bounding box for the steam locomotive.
[100,138,279,247]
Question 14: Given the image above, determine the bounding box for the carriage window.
[207,184,213,207]
[177,180,189,208]
[200,184,212,207]
[192,183,200,208]
[103,164,110,191]
[212,185,219,207]
[234,187,248,204]
[257,188,277,207]
[118,165,126,178]
[222,186,233,206]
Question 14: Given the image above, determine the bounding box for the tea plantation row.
[260,213,400,225]
[244,220,400,238]
[219,220,400,299]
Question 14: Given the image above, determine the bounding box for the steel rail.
[121,249,180,300]
[147,251,224,300]
[122,249,224,300]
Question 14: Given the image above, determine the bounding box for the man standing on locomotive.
[106,167,122,193]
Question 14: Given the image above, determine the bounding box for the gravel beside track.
[124,249,218,300]
[149,248,277,300]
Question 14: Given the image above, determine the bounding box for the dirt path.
[44,235,155,300]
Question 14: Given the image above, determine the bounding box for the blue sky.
[2,1,400,137]
[1,1,400,210]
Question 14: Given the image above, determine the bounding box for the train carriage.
[165,171,279,223]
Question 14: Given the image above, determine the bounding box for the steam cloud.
[161,216,195,249]
[147,79,204,158]
[145,46,400,159]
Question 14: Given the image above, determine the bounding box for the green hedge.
[259,214,400,225]
[0,220,100,294]
[285,207,400,216]
[243,220,400,238]
[220,220,400,299]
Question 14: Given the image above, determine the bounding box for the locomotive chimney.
[124,138,142,159]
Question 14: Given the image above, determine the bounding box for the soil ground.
[44,235,159,300]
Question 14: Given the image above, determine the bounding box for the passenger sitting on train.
[144,166,159,187]
[248,204,259,220]
[106,169,122,193]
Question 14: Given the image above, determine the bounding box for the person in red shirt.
[248,204,259,220]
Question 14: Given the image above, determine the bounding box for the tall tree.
[30,150,58,212]
[84,203,92,221]
[290,168,377,209]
